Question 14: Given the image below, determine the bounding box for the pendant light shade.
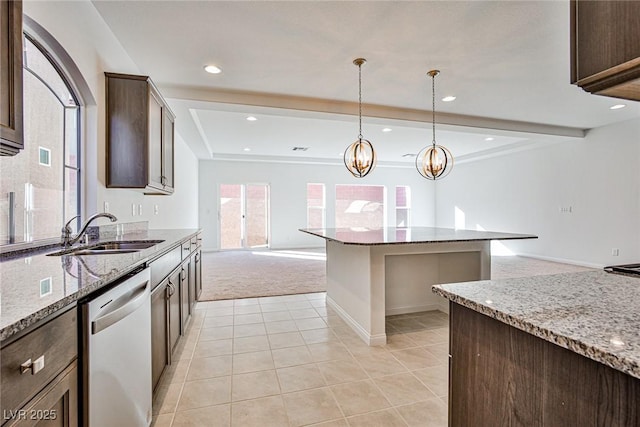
[344,58,376,178]
[416,70,453,180]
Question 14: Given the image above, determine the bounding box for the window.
[395,186,411,228]
[335,185,385,229]
[0,34,81,244]
[306,183,325,228]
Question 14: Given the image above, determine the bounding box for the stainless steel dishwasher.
[81,267,152,427]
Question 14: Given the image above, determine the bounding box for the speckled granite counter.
[432,270,640,379]
[0,229,199,342]
[300,226,537,245]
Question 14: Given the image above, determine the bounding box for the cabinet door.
[150,282,168,392]
[167,270,181,358]
[189,253,196,312]
[161,108,174,191]
[147,87,163,190]
[4,362,78,427]
[179,263,189,335]
[195,250,202,300]
[0,0,24,155]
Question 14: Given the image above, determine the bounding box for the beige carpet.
[199,248,593,301]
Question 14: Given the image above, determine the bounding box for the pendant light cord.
[431,73,436,147]
[358,62,363,140]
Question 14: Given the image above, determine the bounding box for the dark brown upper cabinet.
[1,0,24,156]
[570,0,640,101]
[105,72,175,195]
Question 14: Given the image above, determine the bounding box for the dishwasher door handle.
[92,281,149,334]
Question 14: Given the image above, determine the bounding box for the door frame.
[217,183,271,250]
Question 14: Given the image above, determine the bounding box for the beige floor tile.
[233,313,263,325]
[172,404,231,426]
[346,408,407,427]
[199,325,233,341]
[306,292,326,301]
[357,351,408,378]
[384,333,419,351]
[233,350,275,373]
[233,305,262,315]
[203,315,234,328]
[396,398,447,427]
[233,323,267,338]
[391,347,442,370]
[330,379,391,417]
[186,355,232,381]
[233,335,270,354]
[290,308,320,319]
[193,339,233,358]
[262,310,294,322]
[265,319,299,334]
[314,306,328,316]
[272,345,313,368]
[150,413,173,427]
[386,317,424,333]
[277,364,326,393]
[405,329,447,346]
[282,387,343,427]
[152,382,183,415]
[424,342,449,360]
[268,331,306,349]
[206,306,234,317]
[413,365,449,398]
[373,372,437,406]
[232,370,281,401]
[259,295,289,304]
[308,341,351,362]
[177,376,231,411]
[295,317,327,331]
[317,358,368,385]
[234,298,260,306]
[339,336,389,357]
[159,358,190,385]
[260,303,289,313]
[286,300,314,310]
[308,419,348,427]
[231,395,289,427]
[301,328,338,345]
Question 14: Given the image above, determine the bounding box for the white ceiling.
[92,0,640,163]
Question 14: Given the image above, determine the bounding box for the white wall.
[23,0,199,230]
[435,118,640,267]
[199,161,435,251]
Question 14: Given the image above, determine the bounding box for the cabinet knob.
[20,355,45,375]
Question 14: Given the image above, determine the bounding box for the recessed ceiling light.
[382,128,392,132]
[243,147,251,152]
[484,137,494,141]
[204,65,222,74]
[442,96,456,102]
[610,104,626,110]
[246,116,257,121]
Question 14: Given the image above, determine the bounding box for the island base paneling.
[449,303,640,426]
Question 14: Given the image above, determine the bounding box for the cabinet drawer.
[150,245,182,289]
[181,241,192,260]
[1,309,77,417]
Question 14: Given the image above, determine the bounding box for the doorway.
[219,184,270,250]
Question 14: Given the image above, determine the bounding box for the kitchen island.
[433,270,640,426]
[300,227,536,345]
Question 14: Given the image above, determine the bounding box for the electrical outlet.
[138,204,143,216]
[131,203,136,216]
[103,201,110,213]
[612,248,620,256]
[559,206,573,213]
[154,204,159,215]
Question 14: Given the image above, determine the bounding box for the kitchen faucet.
[61,213,118,246]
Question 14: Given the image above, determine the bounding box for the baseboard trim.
[326,296,387,346]
[386,303,447,316]
[516,253,603,269]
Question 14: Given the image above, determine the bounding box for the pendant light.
[416,70,453,180]
[344,58,376,178]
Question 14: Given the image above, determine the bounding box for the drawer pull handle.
[20,355,45,375]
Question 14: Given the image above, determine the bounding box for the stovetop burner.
[604,263,640,276]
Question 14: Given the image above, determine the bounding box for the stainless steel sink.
[47,240,164,256]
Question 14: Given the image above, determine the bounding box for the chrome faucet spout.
[61,213,118,246]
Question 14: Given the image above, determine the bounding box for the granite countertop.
[0,228,199,342]
[300,226,537,245]
[432,270,640,379]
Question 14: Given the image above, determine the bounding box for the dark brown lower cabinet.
[179,262,190,335]
[188,254,196,312]
[5,361,78,427]
[167,269,181,357]
[194,249,202,300]
[449,303,640,426]
[150,282,168,392]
